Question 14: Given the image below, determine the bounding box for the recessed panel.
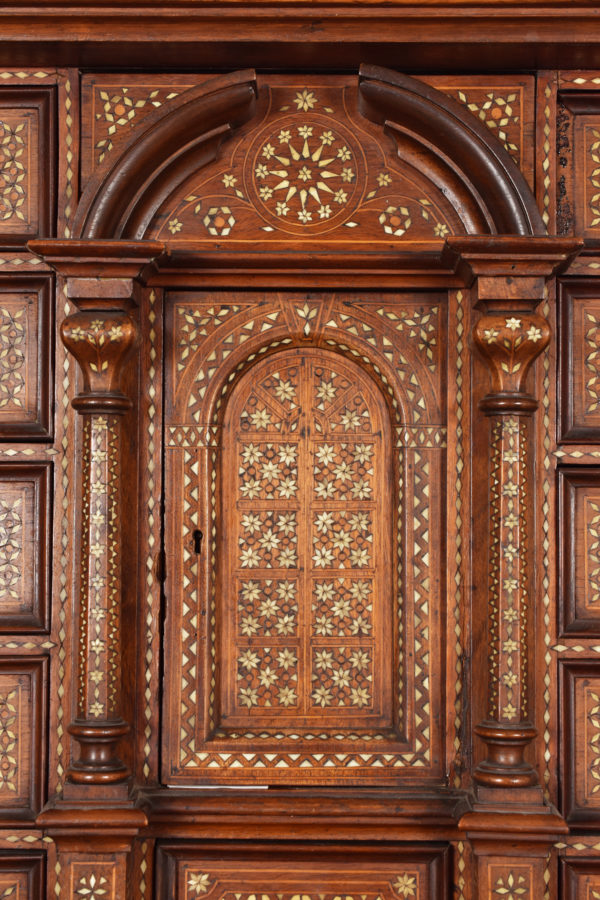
[157,844,449,900]
[0,657,47,820]
[0,463,51,632]
[0,853,44,900]
[559,468,600,635]
[0,88,55,244]
[562,858,600,899]
[559,283,600,441]
[0,277,53,441]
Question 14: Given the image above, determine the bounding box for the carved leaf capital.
[472,312,550,398]
[61,310,138,411]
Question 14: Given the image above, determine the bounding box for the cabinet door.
[162,290,447,786]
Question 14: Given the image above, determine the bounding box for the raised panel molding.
[0,462,51,632]
[156,844,450,900]
[0,852,44,900]
[0,276,53,441]
[0,657,47,821]
[560,661,600,826]
[558,468,600,636]
[562,858,600,899]
[0,88,55,245]
[559,281,600,441]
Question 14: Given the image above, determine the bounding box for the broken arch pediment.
[72,67,543,244]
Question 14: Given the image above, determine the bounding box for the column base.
[68,718,130,784]
[474,720,538,788]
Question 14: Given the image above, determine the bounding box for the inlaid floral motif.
[0,497,22,601]
[93,86,179,165]
[0,119,27,222]
[453,89,521,163]
[237,645,299,709]
[312,578,373,637]
[0,687,18,792]
[312,442,374,500]
[0,303,26,409]
[156,81,453,242]
[187,871,212,896]
[238,510,298,569]
[491,869,531,899]
[252,123,357,224]
[75,873,110,898]
[237,578,298,638]
[311,510,373,569]
[392,873,418,898]
[226,351,386,724]
[310,645,373,709]
[239,442,299,500]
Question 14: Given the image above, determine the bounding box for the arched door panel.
[162,289,447,786]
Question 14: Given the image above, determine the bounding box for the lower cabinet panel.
[0,852,44,899]
[561,857,600,898]
[156,843,450,900]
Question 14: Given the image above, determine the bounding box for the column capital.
[444,235,583,307]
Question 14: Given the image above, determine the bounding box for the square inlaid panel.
[558,468,600,636]
[0,276,53,441]
[558,281,600,442]
[0,657,47,820]
[0,87,55,244]
[0,463,51,632]
[560,660,600,826]
[156,844,450,900]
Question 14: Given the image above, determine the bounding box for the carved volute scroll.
[29,239,164,784]
[447,236,582,791]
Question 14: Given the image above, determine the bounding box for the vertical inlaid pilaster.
[472,310,550,787]
[445,235,582,799]
[61,305,138,784]
[28,238,164,791]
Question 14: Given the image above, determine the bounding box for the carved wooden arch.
[72,66,543,241]
[72,69,258,239]
[358,65,544,237]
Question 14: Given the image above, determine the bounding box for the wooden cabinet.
[3,18,600,897]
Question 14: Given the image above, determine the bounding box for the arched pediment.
[72,68,544,244]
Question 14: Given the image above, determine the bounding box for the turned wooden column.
[471,308,550,787]
[61,304,138,782]
[29,240,164,786]
[446,236,581,793]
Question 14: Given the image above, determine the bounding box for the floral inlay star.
[252,123,357,223]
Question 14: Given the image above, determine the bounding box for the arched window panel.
[163,290,447,785]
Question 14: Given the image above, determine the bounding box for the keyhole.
[192,529,203,555]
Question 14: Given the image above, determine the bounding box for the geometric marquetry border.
[0,461,52,632]
[163,293,447,784]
